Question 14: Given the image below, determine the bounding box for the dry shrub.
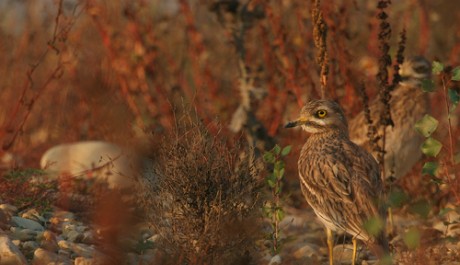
[140,113,262,264]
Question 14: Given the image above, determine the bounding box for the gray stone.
[0,234,28,264]
[21,240,39,255]
[11,216,44,231]
[10,227,37,241]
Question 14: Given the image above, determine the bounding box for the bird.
[286,99,389,265]
[349,56,432,180]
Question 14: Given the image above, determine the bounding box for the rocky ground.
[1,188,459,265]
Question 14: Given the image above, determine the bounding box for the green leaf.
[273,145,281,155]
[266,174,276,188]
[276,208,285,221]
[262,204,272,217]
[263,152,275,164]
[455,153,460,164]
[421,79,436,92]
[432,61,444,75]
[409,199,431,219]
[363,216,384,237]
[388,189,409,208]
[275,168,285,180]
[274,160,285,171]
[421,137,442,157]
[422,162,439,176]
[276,184,282,195]
[415,115,439,137]
[452,66,460,81]
[281,145,292,156]
[403,227,421,250]
[448,89,459,111]
[380,255,393,265]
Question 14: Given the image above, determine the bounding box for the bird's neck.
[307,128,349,142]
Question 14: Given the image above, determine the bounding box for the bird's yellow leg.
[327,228,334,265]
[352,238,357,265]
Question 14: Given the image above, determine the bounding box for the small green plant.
[416,61,460,203]
[0,168,54,213]
[263,144,291,254]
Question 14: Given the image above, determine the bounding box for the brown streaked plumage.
[286,99,388,265]
[349,56,432,180]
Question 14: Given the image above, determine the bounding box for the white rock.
[147,234,160,243]
[11,216,44,231]
[40,141,143,189]
[0,234,28,264]
[269,254,282,265]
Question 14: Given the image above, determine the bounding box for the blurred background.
[0,0,458,164]
[0,0,459,263]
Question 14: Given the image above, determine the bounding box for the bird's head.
[399,56,432,86]
[285,99,348,134]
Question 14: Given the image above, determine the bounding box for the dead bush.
[140,114,262,264]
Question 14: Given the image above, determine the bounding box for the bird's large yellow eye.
[316,109,327,118]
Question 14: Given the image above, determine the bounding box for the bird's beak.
[285,117,308,128]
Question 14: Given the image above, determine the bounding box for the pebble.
[0,203,18,215]
[0,233,28,264]
[333,244,355,264]
[33,247,72,265]
[74,256,104,265]
[11,216,45,231]
[22,240,40,252]
[269,254,282,265]
[10,227,37,241]
[38,230,59,252]
[21,208,47,224]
